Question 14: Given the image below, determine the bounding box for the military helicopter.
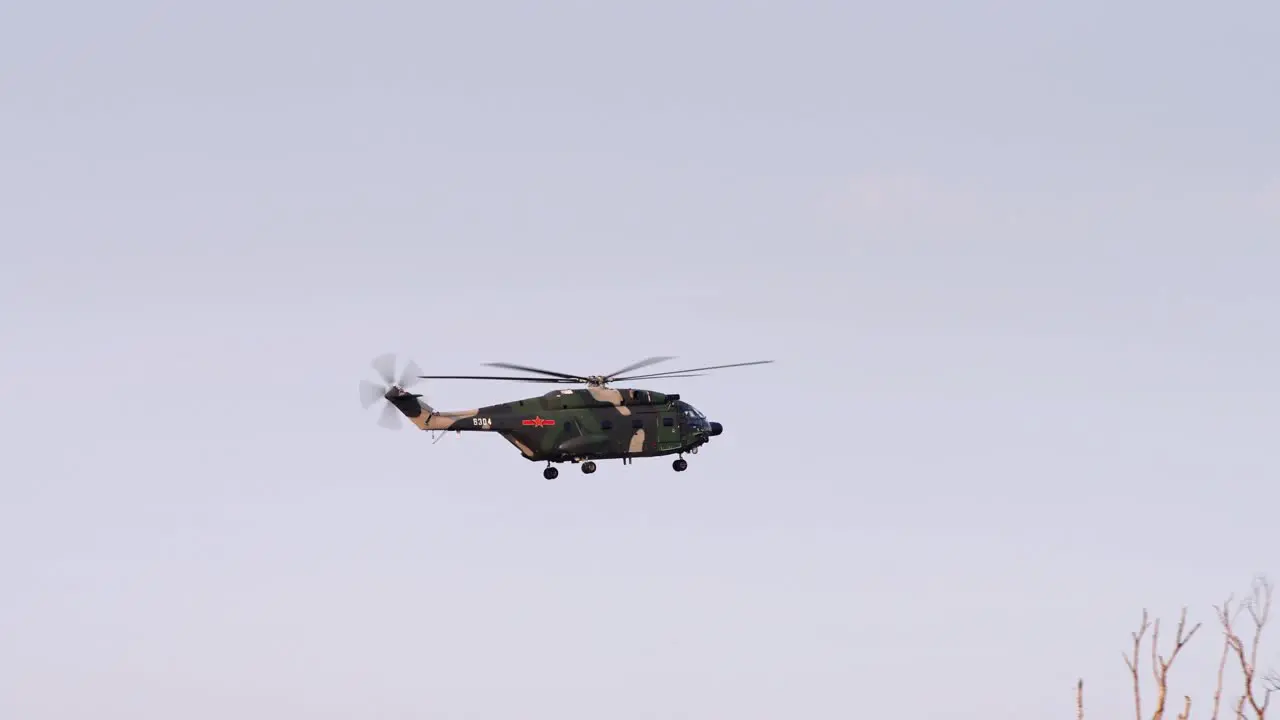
[358,354,773,479]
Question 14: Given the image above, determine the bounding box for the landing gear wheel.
[543,466,559,480]
[673,458,688,472]
[581,461,596,474]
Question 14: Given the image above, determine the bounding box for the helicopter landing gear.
[543,464,558,480]
[581,461,597,474]
[672,457,688,472]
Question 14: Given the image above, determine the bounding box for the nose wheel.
[672,457,688,472]
[581,461,597,474]
[543,465,559,480]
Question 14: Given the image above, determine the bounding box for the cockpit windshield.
[675,400,709,427]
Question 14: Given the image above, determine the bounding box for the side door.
[655,407,682,451]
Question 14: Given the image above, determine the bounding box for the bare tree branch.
[1155,616,1166,685]
[1151,608,1202,720]
[1077,578,1275,720]
[1126,609,1152,720]
[1214,596,1237,720]
[1249,579,1274,720]
[1220,576,1274,720]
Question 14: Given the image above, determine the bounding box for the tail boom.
[384,388,486,432]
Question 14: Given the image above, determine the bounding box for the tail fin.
[385,386,437,426]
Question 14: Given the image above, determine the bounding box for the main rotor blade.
[604,356,675,380]
[371,353,398,386]
[483,362,587,381]
[617,373,705,380]
[613,360,774,381]
[418,374,577,383]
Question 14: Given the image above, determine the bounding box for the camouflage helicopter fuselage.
[384,385,723,463]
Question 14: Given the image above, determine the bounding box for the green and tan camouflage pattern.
[384,386,722,462]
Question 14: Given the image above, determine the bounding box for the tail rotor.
[359,353,425,430]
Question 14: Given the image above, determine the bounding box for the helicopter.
[358,354,773,479]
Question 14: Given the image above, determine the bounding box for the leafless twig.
[1126,610,1152,720]
[1077,678,1085,720]
[1151,609,1202,720]
[1214,595,1237,720]
[1118,607,1201,720]
[1219,577,1274,719]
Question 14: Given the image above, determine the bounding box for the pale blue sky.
[3,1,1278,717]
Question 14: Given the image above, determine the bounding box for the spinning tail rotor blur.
[358,353,424,430]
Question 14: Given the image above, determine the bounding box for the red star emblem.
[521,415,556,427]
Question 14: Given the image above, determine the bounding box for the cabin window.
[601,420,613,430]
[662,417,674,427]
[632,418,643,429]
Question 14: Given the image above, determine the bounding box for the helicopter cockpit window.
[675,401,709,428]
[677,402,705,419]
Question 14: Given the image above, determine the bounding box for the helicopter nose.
[709,421,723,436]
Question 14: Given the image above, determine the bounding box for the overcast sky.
[3,1,1278,718]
